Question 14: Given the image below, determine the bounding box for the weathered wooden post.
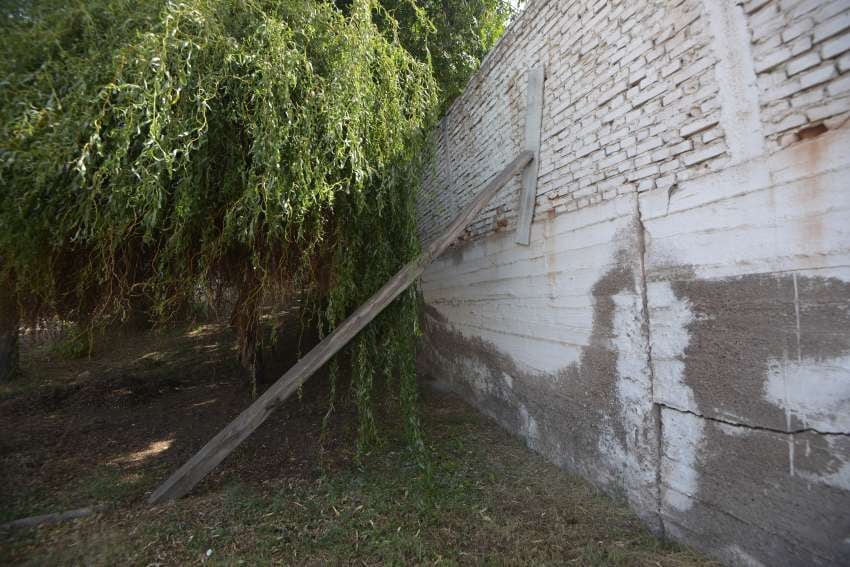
[149,151,535,504]
[515,65,545,246]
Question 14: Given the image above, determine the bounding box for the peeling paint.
[723,545,765,567]
[666,273,850,434]
[703,0,765,163]
[421,146,850,562]
[420,219,660,526]
[417,2,850,558]
[764,355,850,434]
[659,408,850,565]
[646,282,704,514]
[647,281,699,412]
[798,436,850,491]
[660,408,703,513]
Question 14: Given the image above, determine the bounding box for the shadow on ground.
[0,321,717,565]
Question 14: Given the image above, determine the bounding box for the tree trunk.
[0,288,19,383]
[231,278,264,397]
[124,293,155,332]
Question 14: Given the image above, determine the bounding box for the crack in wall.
[633,197,666,538]
[629,193,850,564]
[657,402,850,438]
[667,272,850,435]
[424,159,850,564]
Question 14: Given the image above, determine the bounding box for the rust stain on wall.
[795,132,830,244]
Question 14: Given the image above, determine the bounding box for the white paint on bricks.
[703,0,765,163]
[422,195,639,375]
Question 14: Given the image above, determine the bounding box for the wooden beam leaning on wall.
[148,150,535,505]
[516,65,545,246]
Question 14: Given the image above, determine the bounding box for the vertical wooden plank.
[516,65,545,246]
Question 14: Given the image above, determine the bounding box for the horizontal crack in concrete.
[656,403,850,438]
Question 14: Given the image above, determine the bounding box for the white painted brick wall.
[417,1,850,565]
[417,0,726,244]
[419,0,850,243]
[748,0,850,149]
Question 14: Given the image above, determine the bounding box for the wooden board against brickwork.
[516,65,545,246]
[148,151,535,504]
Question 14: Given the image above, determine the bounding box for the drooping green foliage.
[392,0,517,110]
[338,0,518,111]
[0,0,514,449]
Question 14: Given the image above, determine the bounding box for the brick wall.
[418,0,850,244]
[417,0,850,564]
[748,0,850,149]
[419,0,729,243]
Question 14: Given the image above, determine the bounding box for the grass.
[0,322,718,566]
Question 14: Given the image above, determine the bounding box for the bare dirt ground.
[0,321,717,565]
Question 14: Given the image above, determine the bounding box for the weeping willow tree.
[340,0,519,111]
[1,0,514,448]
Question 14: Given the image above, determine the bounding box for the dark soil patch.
[0,322,717,565]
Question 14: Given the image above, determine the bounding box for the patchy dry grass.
[0,322,717,565]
